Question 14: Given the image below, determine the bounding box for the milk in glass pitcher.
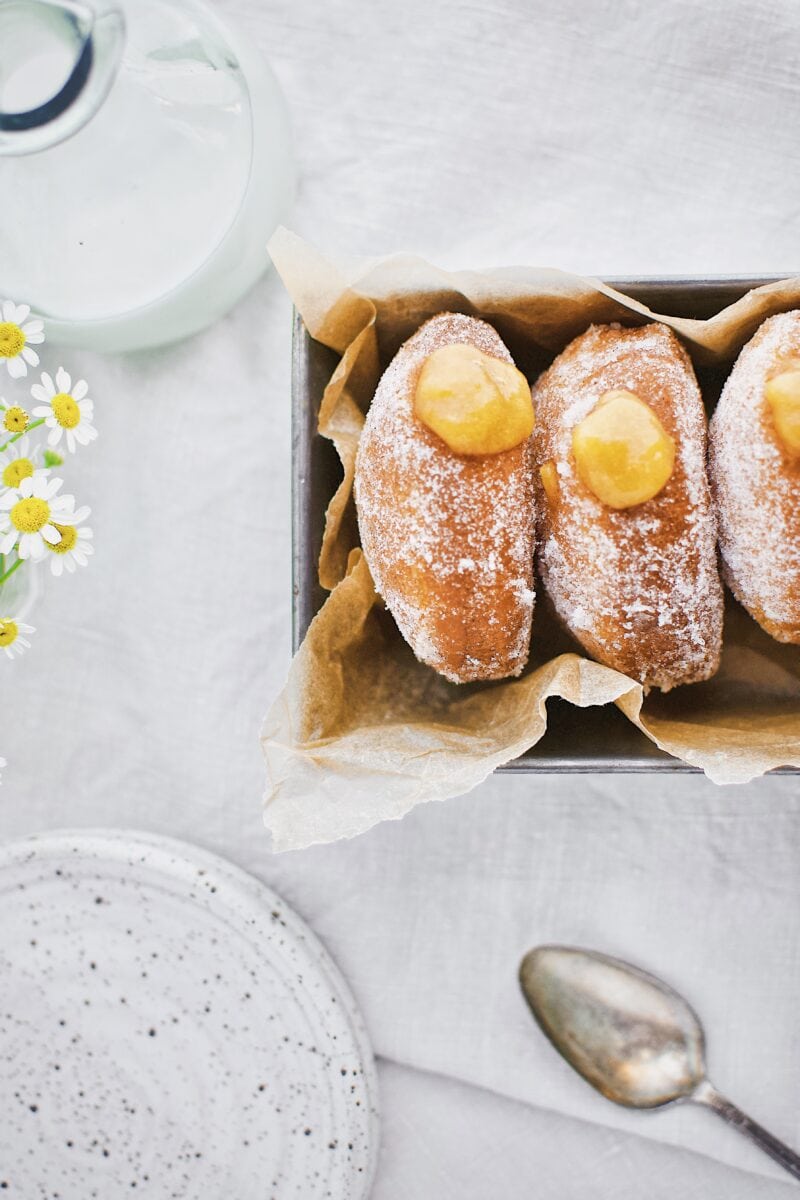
[0,0,293,350]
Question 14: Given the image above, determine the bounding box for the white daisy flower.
[31,368,96,454]
[0,615,35,659]
[0,475,86,560]
[0,301,45,379]
[46,520,94,576]
[0,397,31,440]
[0,435,43,490]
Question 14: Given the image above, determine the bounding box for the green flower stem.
[0,417,45,454]
[0,555,24,587]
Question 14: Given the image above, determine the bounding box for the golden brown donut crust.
[709,310,800,642]
[354,313,535,684]
[532,322,723,691]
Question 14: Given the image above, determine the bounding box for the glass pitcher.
[0,0,293,351]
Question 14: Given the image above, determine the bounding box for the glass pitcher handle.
[0,0,126,156]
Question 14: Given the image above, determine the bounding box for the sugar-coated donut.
[532,322,723,691]
[354,313,535,683]
[709,310,800,642]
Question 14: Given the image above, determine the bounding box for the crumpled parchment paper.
[262,229,800,850]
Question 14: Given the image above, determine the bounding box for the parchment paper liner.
[262,228,800,851]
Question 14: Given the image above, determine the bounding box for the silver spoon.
[519,944,800,1183]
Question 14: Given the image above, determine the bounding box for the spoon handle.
[694,1082,800,1182]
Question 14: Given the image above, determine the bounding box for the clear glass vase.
[0,0,294,351]
[0,557,41,622]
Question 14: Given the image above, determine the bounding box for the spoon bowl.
[519,945,705,1108]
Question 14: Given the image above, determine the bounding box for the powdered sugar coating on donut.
[709,310,800,641]
[354,314,535,683]
[533,323,722,691]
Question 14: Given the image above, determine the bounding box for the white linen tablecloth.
[3,0,800,1195]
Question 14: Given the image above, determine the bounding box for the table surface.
[4,1,800,1196]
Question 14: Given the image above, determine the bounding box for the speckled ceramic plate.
[0,829,379,1199]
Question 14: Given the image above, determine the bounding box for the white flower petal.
[28,532,45,559]
[2,301,15,322]
[48,426,63,447]
[0,492,16,511]
[73,380,88,401]
[14,304,30,324]
[69,505,90,523]
[42,524,60,545]
[55,367,70,392]
[66,431,76,454]
[18,622,34,634]
[17,533,31,559]
[21,346,39,367]
[20,476,34,498]
[65,557,76,573]
[42,476,63,499]
[7,357,26,379]
[41,372,54,396]
[0,530,17,553]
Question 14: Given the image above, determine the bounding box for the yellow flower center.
[2,458,34,488]
[10,496,49,533]
[52,393,80,430]
[47,522,77,554]
[0,618,19,647]
[3,406,29,433]
[0,323,24,359]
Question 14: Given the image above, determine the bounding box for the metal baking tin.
[291,276,798,773]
